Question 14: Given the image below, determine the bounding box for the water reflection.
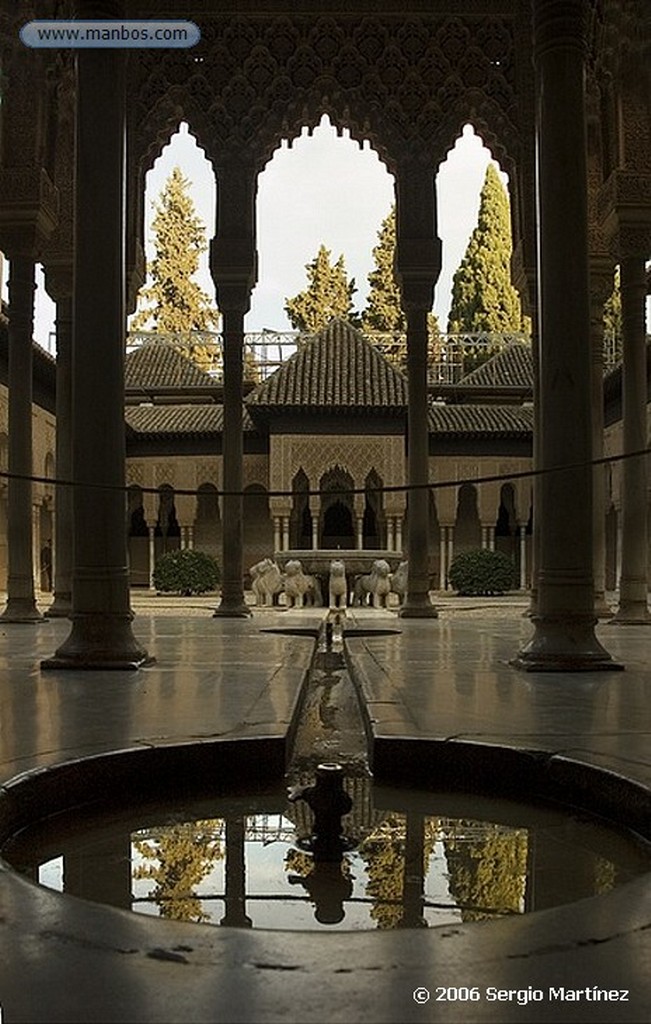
[4,787,649,932]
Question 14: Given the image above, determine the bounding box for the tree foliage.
[284,244,360,332]
[603,265,622,365]
[447,164,524,334]
[442,824,528,922]
[153,549,221,595]
[133,821,224,923]
[363,207,407,334]
[132,167,220,370]
[448,548,515,595]
[362,206,441,370]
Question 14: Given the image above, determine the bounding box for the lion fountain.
[328,559,348,611]
[352,559,392,608]
[283,559,323,608]
[249,558,284,607]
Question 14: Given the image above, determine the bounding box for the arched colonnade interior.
[0,1,648,671]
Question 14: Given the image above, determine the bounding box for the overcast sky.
[14,118,502,349]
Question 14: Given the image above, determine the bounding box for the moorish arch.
[320,466,355,550]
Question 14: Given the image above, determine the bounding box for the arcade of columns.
[0,0,649,669]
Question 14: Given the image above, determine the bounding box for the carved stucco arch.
[130,10,521,179]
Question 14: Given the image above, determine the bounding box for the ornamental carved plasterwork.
[269,434,404,503]
[154,462,175,487]
[243,454,269,490]
[130,12,521,174]
[126,462,144,486]
[194,460,220,489]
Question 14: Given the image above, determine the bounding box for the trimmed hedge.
[153,549,221,596]
[448,548,515,596]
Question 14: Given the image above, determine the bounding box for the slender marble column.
[211,166,257,617]
[395,516,403,556]
[519,524,528,590]
[148,526,156,590]
[282,517,290,551]
[514,0,619,670]
[396,164,440,617]
[589,268,614,618]
[46,289,73,617]
[43,43,149,668]
[273,517,281,553]
[439,528,447,590]
[612,255,651,623]
[1,256,43,622]
[220,817,252,928]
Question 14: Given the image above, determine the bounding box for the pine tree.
[447,164,524,335]
[284,244,360,332]
[132,167,220,371]
[362,206,441,371]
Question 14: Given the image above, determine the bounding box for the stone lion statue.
[353,559,392,608]
[390,560,408,605]
[328,559,347,611]
[283,559,322,608]
[250,558,283,607]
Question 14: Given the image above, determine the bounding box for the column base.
[213,603,252,619]
[41,613,152,670]
[0,599,45,623]
[511,614,623,672]
[594,592,614,619]
[610,602,651,625]
[399,596,438,619]
[47,591,72,618]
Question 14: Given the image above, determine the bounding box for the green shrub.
[153,549,221,596]
[448,548,515,596]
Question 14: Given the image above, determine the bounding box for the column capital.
[0,168,59,258]
[597,170,651,257]
[533,0,588,60]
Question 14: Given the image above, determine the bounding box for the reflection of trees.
[442,822,528,921]
[358,815,438,929]
[133,821,224,922]
[594,856,616,894]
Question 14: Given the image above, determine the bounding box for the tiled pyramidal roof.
[125,404,254,437]
[125,340,217,390]
[246,319,408,410]
[429,403,533,436]
[457,342,534,389]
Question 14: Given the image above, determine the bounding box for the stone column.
[0,256,43,622]
[447,526,455,584]
[220,817,252,928]
[395,162,440,617]
[32,504,40,591]
[439,528,447,590]
[44,279,73,617]
[186,524,194,551]
[273,517,281,553]
[211,163,258,618]
[589,265,615,618]
[309,498,320,550]
[514,0,619,670]
[519,524,528,590]
[481,525,489,550]
[395,516,403,556]
[488,526,496,552]
[387,517,395,552]
[282,517,290,551]
[612,255,651,623]
[148,526,156,590]
[43,32,149,668]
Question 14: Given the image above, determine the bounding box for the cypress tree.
[363,207,406,333]
[447,164,524,335]
[363,205,440,370]
[132,167,220,371]
[284,244,360,332]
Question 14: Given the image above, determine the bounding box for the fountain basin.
[1,737,649,932]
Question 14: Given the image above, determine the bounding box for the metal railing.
[125,329,532,386]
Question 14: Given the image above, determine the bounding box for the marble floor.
[0,599,649,1023]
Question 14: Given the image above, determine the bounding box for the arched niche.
[320,466,355,550]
